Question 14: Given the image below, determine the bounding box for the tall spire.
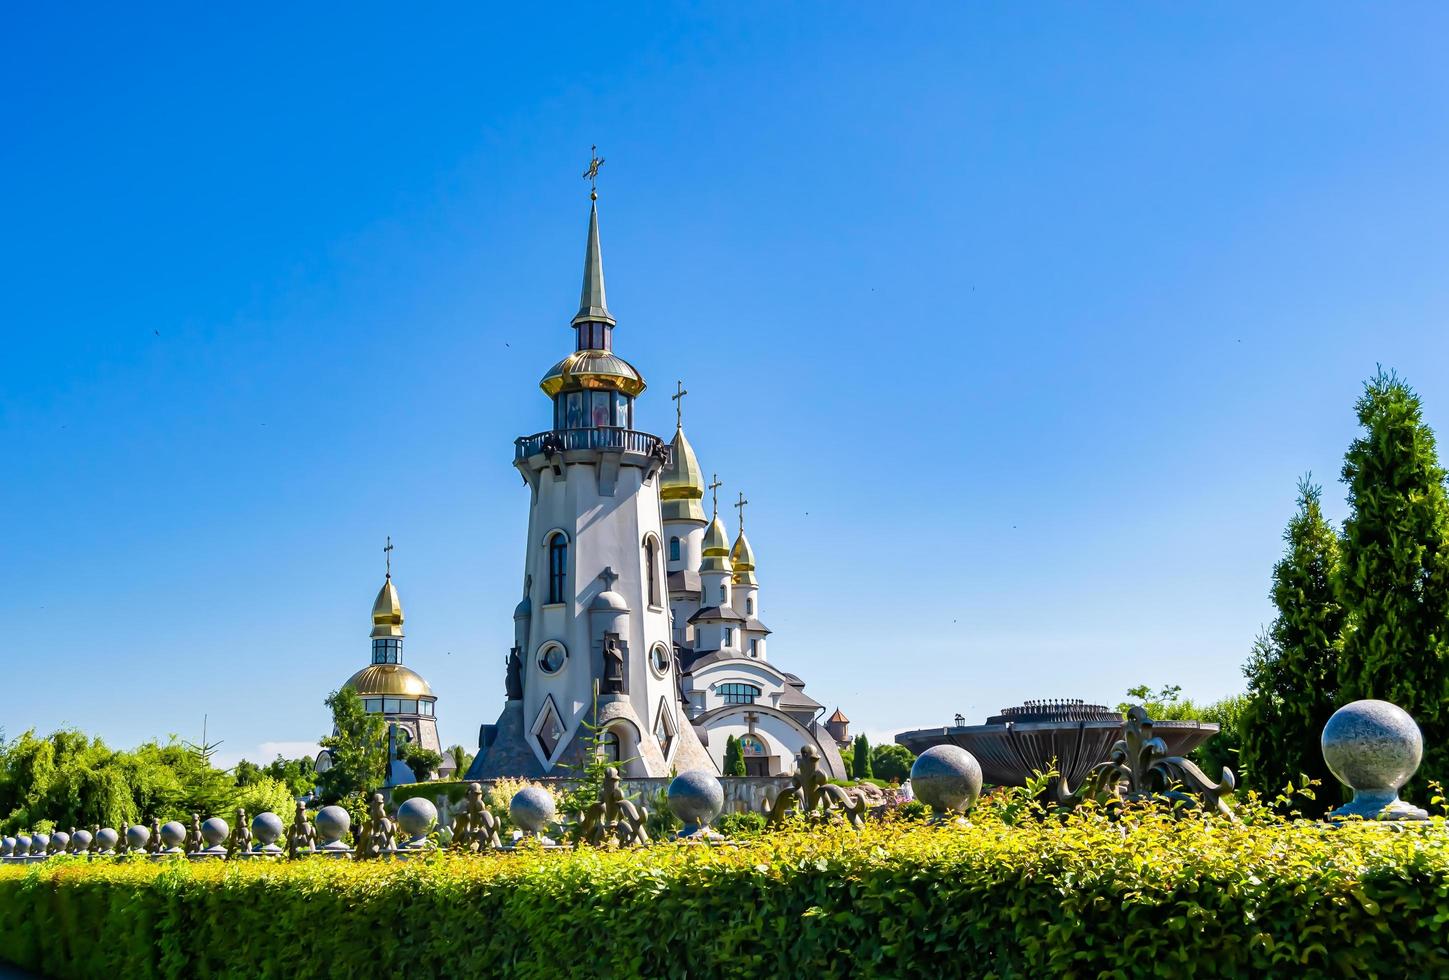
[573,147,616,328]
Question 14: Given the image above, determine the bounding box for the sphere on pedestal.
[201,817,230,848]
[14,836,31,856]
[32,833,50,856]
[50,831,70,854]
[1,836,13,857]
[509,787,556,834]
[397,797,438,839]
[315,806,351,847]
[96,828,119,852]
[910,745,983,815]
[667,771,724,835]
[126,825,151,852]
[1321,699,1428,820]
[71,829,93,852]
[160,821,187,850]
[251,812,284,847]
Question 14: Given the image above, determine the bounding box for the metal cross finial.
[383,536,394,577]
[708,474,723,518]
[598,566,619,590]
[734,491,749,530]
[583,146,605,200]
[671,380,688,429]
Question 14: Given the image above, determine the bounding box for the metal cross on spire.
[383,536,394,577]
[671,380,688,429]
[734,491,749,530]
[583,146,605,200]
[708,473,723,518]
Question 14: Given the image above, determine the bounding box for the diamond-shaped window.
[654,698,675,756]
[533,699,565,759]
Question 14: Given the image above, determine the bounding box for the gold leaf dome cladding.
[371,576,404,639]
[343,663,434,698]
[701,516,733,573]
[731,529,757,585]
[661,426,706,522]
[539,350,646,398]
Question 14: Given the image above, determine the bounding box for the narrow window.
[669,536,681,562]
[719,584,728,604]
[724,627,734,647]
[548,535,568,604]
[645,538,660,606]
[746,597,755,616]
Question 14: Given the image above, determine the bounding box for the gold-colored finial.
[383,536,394,578]
[583,145,604,201]
[671,380,688,429]
[734,491,748,531]
[708,473,723,518]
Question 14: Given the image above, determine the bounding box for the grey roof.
[687,605,746,624]
[572,200,616,327]
[668,569,701,595]
[743,618,772,634]
[778,686,823,711]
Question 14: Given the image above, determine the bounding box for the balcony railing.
[515,427,668,462]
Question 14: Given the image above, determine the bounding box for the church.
[465,171,847,780]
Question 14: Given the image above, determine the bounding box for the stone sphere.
[251,811,284,846]
[96,828,119,851]
[1,836,13,857]
[509,786,556,833]
[126,825,151,851]
[315,805,351,843]
[201,817,229,847]
[160,821,187,848]
[910,745,983,814]
[50,831,70,853]
[71,830,92,852]
[32,833,50,855]
[668,771,724,826]
[15,836,31,856]
[397,797,438,838]
[1322,699,1423,792]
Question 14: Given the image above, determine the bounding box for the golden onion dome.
[701,516,734,574]
[731,529,758,586]
[371,576,404,639]
[343,663,435,698]
[660,426,706,523]
[539,350,646,398]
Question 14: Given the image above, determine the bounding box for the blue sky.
[4,5,1449,766]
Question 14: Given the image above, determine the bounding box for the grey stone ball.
[1322,699,1423,792]
[397,797,438,838]
[910,745,983,814]
[315,805,351,843]
[126,824,151,851]
[71,830,92,851]
[96,828,119,851]
[50,831,70,853]
[201,817,229,847]
[1,836,13,857]
[15,836,31,856]
[668,770,724,826]
[32,833,50,855]
[509,786,556,833]
[160,821,187,848]
[251,812,284,846]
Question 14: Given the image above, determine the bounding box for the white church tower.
[468,170,714,778]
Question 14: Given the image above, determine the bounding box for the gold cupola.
[731,529,757,586]
[370,575,404,640]
[701,515,734,574]
[661,424,707,522]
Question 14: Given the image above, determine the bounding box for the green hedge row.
[3,809,1448,978]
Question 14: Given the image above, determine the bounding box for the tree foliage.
[316,689,387,805]
[852,734,873,780]
[444,745,473,777]
[870,744,915,783]
[1335,369,1449,793]
[396,744,443,782]
[722,735,746,777]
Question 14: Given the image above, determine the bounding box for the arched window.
[719,583,729,604]
[669,536,681,562]
[746,597,755,616]
[750,638,760,657]
[719,683,761,704]
[600,728,621,763]
[547,534,568,604]
[645,536,660,607]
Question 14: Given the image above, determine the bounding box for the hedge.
[3,809,1449,978]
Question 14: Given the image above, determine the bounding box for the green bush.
[5,806,1449,978]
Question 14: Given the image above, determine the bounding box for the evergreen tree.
[1239,479,1345,810]
[853,734,873,779]
[1337,370,1449,793]
[722,735,746,777]
[316,689,387,804]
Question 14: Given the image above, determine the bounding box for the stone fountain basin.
[896,719,1219,788]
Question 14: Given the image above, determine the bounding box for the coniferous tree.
[1336,370,1449,792]
[1239,478,1345,809]
[722,735,746,777]
[853,734,873,779]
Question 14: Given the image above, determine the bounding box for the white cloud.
[213,741,320,770]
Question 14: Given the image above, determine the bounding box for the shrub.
[5,809,1449,977]
[713,810,765,838]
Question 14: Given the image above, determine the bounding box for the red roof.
[827,707,849,724]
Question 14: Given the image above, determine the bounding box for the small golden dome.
[660,426,706,522]
[371,576,404,639]
[343,663,434,698]
[539,350,646,398]
[731,529,757,586]
[701,516,733,574]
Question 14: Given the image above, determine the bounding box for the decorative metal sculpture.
[576,767,649,847]
[286,801,317,858]
[1057,706,1236,819]
[356,792,397,859]
[451,782,502,852]
[768,745,868,829]
[229,808,252,858]
[505,647,524,701]
[601,635,626,695]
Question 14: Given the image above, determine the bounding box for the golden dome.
[731,529,757,586]
[371,576,404,639]
[539,350,646,398]
[660,426,706,522]
[343,663,434,698]
[701,516,733,574]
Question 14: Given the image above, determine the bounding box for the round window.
[538,644,567,674]
[649,644,671,678]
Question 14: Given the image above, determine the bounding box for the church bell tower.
[468,157,715,778]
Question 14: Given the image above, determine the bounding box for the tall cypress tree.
[1337,369,1449,792]
[1239,478,1344,810]
[722,735,746,777]
[853,734,873,779]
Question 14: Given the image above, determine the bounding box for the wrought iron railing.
[515,427,668,461]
